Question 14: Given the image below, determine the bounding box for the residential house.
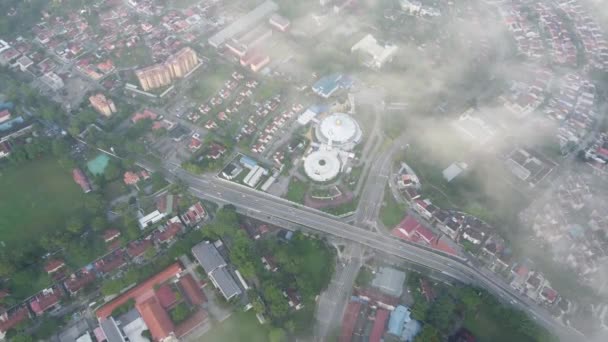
[103,229,121,243]
[0,141,11,159]
[127,238,154,262]
[207,143,227,160]
[461,227,486,245]
[284,289,303,310]
[44,259,65,275]
[413,199,437,220]
[437,215,461,240]
[154,216,184,245]
[0,306,30,339]
[540,286,559,304]
[63,269,96,296]
[180,202,206,227]
[29,286,62,316]
[156,193,179,216]
[261,256,278,272]
[94,249,127,275]
[72,168,92,193]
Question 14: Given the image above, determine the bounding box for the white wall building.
[351,34,398,69]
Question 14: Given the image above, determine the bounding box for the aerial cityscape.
[1,0,608,341]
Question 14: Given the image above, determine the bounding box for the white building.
[138,210,166,230]
[351,34,398,69]
[315,112,362,150]
[244,165,268,188]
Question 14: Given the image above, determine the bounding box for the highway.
[162,167,581,342]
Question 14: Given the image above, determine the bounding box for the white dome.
[303,149,341,182]
[315,113,362,150]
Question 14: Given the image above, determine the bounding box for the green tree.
[264,284,289,320]
[427,294,455,333]
[458,287,482,315]
[66,216,84,234]
[10,333,33,342]
[229,230,257,278]
[104,160,121,181]
[414,324,441,342]
[0,256,16,277]
[170,303,191,324]
[141,330,152,340]
[91,216,107,232]
[51,138,70,157]
[83,194,105,215]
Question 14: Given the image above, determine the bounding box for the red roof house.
[178,274,207,306]
[541,286,558,304]
[72,168,92,193]
[189,137,202,151]
[180,202,206,226]
[369,309,389,342]
[124,171,141,185]
[94,250,127,274]
[127,238,154,259]
[103,229,121,243]
[154,217,183,244]
[44,259,65,274]
[155,284,178,309]
[131,109,158,123]
[63,269,96,295]
[96,263,182,320]
[0,306,30,336]
[0,110,11,123]
[29,287,62,316]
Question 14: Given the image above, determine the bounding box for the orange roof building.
[96,263,183,320]
[136,296,175,341]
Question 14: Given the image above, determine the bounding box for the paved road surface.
[134,159,581,342]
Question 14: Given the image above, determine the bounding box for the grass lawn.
[0,157,88,248]
[201,312,269,342]
[113,45,153,68]
[286,178,309,204]
[379,185,406,228]
[188,63,233,103]
[103,180,130,201]
[321,197,359,216]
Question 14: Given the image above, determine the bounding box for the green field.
[0,157,88,247]
[188,62,233,103]
[286,178,309,204]
[201,312,270,342]
[379,185,406,228]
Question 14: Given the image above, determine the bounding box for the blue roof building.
[312,74,353,98]
[240,155,258,169]
[388,305,410,336]
[388,305,421,340]
[401,319,421,341]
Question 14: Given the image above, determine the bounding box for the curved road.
[158,166,580,342]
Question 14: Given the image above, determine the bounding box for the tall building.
[89,94,117,117]
[135,47,199,91]
[135,64,173,91]
[166,47,198,78]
